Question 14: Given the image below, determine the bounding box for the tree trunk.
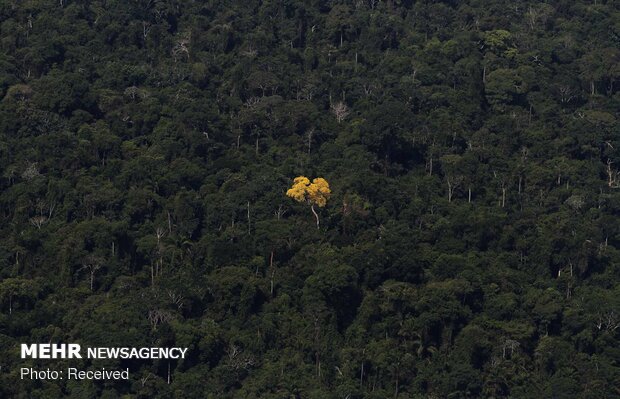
[360,361,364,388]
[428,155,433,176]
[247,201,251,235]
[394,367,399,398]
[269,250,275,296]
[311,204,320,229]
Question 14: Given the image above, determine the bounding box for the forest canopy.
[0,0,619,398]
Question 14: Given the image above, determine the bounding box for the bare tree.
[225,344,255,370]
[142,21,151,40]
[557,85,574,103]
[526,4,553,31]
[244,97,260,109]
[156,227,166,244]
[441,155,464,202]
[274,204,286,220]
[241,44,258,58]
[21,162,40,180]
[362,83,377,97]
[331,101,350,123]
[29,215,48,229]
[167,290,184,311]
[124,86,138,100]
[36,199,55,219]
[305,128,315,154]
[501,339,520,359]
[447,175,463,203]
[80,256,102,291]
[565,195,584,210]
[491,169,510,208]
[606,160,620,188]
[148,309,173,331]
[172,33,191,61]
[500,181,507,208]
[595,311,620,332]
[140,372,154,387]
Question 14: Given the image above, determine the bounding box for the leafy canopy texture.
[286,176,331,207]
[2,0,620,397]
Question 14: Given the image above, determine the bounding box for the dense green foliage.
[1,0,620,397]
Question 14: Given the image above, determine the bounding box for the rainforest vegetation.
[1,0,619,397]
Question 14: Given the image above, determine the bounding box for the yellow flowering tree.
[286,176,331,228]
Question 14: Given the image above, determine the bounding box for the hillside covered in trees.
[1,0,620,397]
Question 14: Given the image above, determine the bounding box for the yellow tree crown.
[286,176,331,207]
